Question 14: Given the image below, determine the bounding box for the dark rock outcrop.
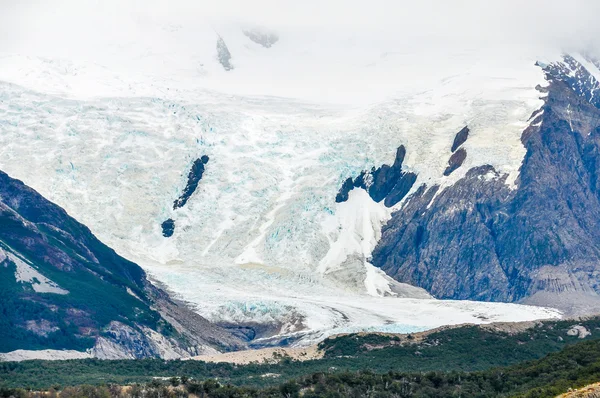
[162,156,210,238]
[173,155,209,210]
[443,148,467,176]
[161,218,175,237]
[335,178,355,203]
[336,145,417,207]
[0,170,244,356]
[371,58,600,314]
[451,126,469,152]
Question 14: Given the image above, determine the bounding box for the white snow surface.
[1,248,69,295]
[0,7,569,344]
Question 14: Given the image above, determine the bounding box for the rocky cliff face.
[0,170,244,359]
[369,57,600,315]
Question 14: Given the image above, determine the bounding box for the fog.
[1,0,599,54]
[0,0,599,103]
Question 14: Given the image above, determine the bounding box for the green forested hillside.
[3,331,600,397]
[2,317,600,391]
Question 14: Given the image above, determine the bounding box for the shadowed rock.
[173,155,209,210]
[161,218,175,237]
[335,177,355,202]
[384,172,418,207]
[444,148,467,176]
[335,145,417,207]
[451,126,469,152]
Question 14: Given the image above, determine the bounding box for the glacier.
[0,1,581,345]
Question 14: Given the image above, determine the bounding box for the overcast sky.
[0,0,599,103]
[1,0,599,53]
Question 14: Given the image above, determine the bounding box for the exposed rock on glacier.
[162,155,210,237]
[173,155,210,210]
[161,218,175,237]
[443,148,467,176]
[451,126,470,153]
[335,145,417,208]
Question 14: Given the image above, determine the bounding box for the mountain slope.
[0,170,244,359]
[0,50,562,342]
[370,55,600,314]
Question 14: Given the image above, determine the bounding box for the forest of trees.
[3,337,600,397]
[2,326,600,397]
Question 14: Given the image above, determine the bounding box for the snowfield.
[0,3,572,345]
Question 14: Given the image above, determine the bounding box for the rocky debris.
[443,148,467,176]
[371,63,600,313]
[150,284,247,353]
[451,126,469,152]
[243,29,279,48]
[522,291,600,317]
[91,321,190,360]
[216,37,233,71]
[94,321,158,359]
[557,381,600,397]
[321,253,432,299]
[24,320,59,337]
[567,325,591,339]
[218,318,305,349]
[335,145,417,207]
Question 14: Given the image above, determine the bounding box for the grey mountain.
[365,56,600,315]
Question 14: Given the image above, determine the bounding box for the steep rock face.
[371,59,600,313]
[0,170,244,357]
